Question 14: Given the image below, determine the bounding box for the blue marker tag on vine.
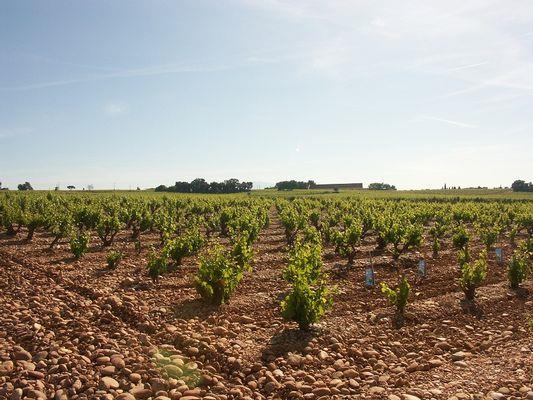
[495,248,503,264]
[365,267,375,287]
[418,259,427,277]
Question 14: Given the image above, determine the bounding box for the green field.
[5,187,533,202]
[255,188,533,201]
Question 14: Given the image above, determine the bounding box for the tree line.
[274,180,396,191]
[274,180,316,191]
[155,178,253,194]
[511,180,533,192]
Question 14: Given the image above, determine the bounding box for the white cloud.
[0,127,33,139]
[2,63,235,91]
[104,102,128,116]
[235,0,533,94]
[416,115,477,129]
[447,62,489,72]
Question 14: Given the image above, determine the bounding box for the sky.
[1,0,532,190]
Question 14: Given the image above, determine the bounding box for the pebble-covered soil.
[0,209,531,400]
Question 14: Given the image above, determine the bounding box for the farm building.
[312,183,363,190]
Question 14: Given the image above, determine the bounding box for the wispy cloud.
[235,0,315,20]
[447,61,488,72]
[1,62,236,91]
[417,115,477,129]
[235,0,533,90]
[104,101,128,116]
[0,127,33,139]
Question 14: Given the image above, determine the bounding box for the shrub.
[165,229,204,266]
[301,226,321,246]
[429,220,447,257]
[147,249,168,282]
[333,222,363,264]
[508,255,526,290]
[452,225,470,251]
[282,241,323,285]
[228,213,261,245]
[518,238,532,266]
[381,222,422,265]
[24,213,46,241]
[195,245,243,305]
[309,210,321,230]
[230,233,254,271]
[107,250,123,269]
[70,233,89,259]
[73,206,100,231]
[0,204,19,236]
[48,213,73,249]
[478,225,499,251]
[281,236,332,330]
[457,247,471,268]
[281,278,333,330]
[380,275,410,326]
[459,250,487,302]
[134,238,142,254]
[280,209,304,245]
[97,215,121,247]
[508,240,532,289]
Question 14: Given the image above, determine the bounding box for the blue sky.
[1,0,532,190]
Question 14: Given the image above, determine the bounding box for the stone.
[14,349,32,361]
[363,350,379,359]
[406,362,419,372]
[369,387,386,394]
[130,388,152,399]
[343,369,358,379]
[100,377,120,390]
[287,354,302,366]
[312,387,331,396]
[101,365,116,376]
[451,352,466,361]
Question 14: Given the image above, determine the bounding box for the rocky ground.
[0,210,531,400]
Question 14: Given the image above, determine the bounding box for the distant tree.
[87,184,94,191]
[368,182,396,190]
[17,182,33,191]
[275,180,313,191]
[156,179,251,194]
[190,178,210,193]
[174,181,191,192]
[221,178,236,193]
[511,180,533,192]
[239,181,253,192]
[67,185,75,190]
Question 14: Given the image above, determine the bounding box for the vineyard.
[0,191,532,400]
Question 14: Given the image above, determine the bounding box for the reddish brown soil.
[0,210,531,400]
